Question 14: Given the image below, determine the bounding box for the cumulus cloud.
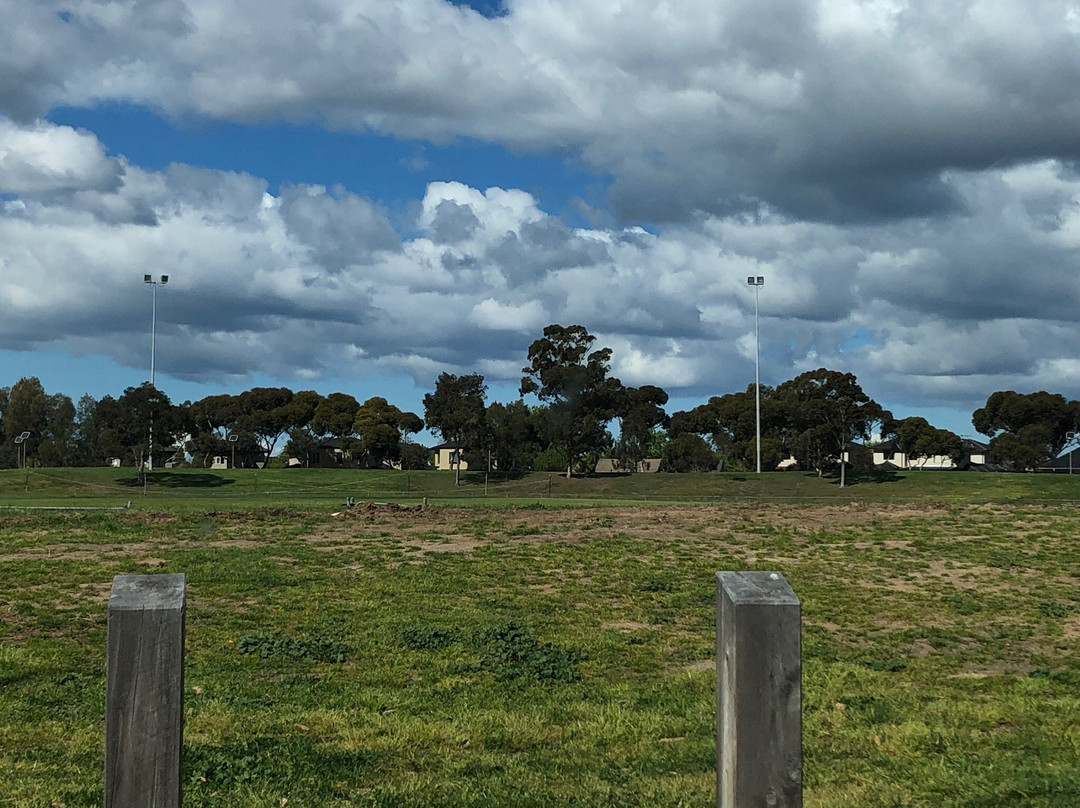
[4,86,1080,431]
[2,0,1079,227]
[0,117,121,194]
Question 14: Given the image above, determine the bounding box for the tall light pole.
[144,274,168,470]
[747,276,765,474]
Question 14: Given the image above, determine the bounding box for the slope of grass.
[3,466,1080,510]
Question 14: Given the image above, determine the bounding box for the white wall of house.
[434,448,467,472]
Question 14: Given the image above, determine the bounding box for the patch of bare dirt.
[602,620,651,631]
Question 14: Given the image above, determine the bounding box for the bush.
[400,443,432,470]
[532,446,569,473]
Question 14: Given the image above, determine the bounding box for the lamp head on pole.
[746,276,765,287]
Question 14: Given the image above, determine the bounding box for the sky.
[4,0,1080,441]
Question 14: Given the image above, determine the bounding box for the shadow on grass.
[116,472,235,489]
[820,469,906,486]
[456,470,533,486]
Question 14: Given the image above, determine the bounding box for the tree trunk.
[839,458,846,488]
[454,457,460,487]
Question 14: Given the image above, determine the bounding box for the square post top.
[717,571,799,606]
[109,574,187,611]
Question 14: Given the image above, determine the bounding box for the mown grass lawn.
[2,500,1080,806]
[5,465,1080,509]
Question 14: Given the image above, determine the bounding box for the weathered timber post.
[716,571,801,808]
[106,573,186,808]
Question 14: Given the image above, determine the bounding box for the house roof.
[1041,447,1080,469]
[431,441,465,450]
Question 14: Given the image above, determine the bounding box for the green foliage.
[311,392,360,439]
[237,630,348,663]
[399,442,432,470]
[399,625,463,650]
[473,621,585,683]
[531,445,569,472]
[884,416,964,465]
[520,324,623,477]
[486,399,544,472]
[973,390,1080,470]
[424,372,487,484]
[777,368,886,486]
[661,432,717,472]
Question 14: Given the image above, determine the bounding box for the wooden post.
[106,573,186,808]
[716,571,801,808]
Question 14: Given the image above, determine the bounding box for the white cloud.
[4,116,1080,425]
[469,297,547,331]
[0,117,121,194]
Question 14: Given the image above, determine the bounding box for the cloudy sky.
[4,0,1080,438]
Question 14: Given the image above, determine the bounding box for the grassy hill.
[3,465,1080,510]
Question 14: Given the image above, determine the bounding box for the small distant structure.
[432,441,468,472]
[872,438,990,470]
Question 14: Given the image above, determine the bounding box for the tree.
[883,416,963,468]
[283,427,320,467]
[187,393,241,468]
[520,324,623,478]
[1,377,50,467]
[424,373,487,485]
[972,390,1080,471]
[614,385,669,472]
[311,393,360,439]
[97,384,181,481]
[352,397,423,467]
[400,442,432,470]
[661,433,717,472]
[486,400,543,472]
[237,387,321,464]
[777,369,886,488]
[669,387,785,470]
[0,378,77,468]
[36,393,76,467]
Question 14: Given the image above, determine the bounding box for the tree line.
[3,324,1079,477]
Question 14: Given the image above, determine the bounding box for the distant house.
[1040,447,1080,473]
[872,438,991,471]
[432,441,468,472]
[776,453,798,470]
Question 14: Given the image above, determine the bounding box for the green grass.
[4,466,1080,510]
[3,497,1080,805]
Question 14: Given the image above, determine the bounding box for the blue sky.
[5,0,1080,444]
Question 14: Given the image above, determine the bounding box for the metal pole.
[150,282,157,387]
[754,284,761,475]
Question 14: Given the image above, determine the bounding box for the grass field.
[3,472,1080,806]
[5,465,1080,509]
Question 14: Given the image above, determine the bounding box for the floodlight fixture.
[14,431,31,468]
[229,434,239,443]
